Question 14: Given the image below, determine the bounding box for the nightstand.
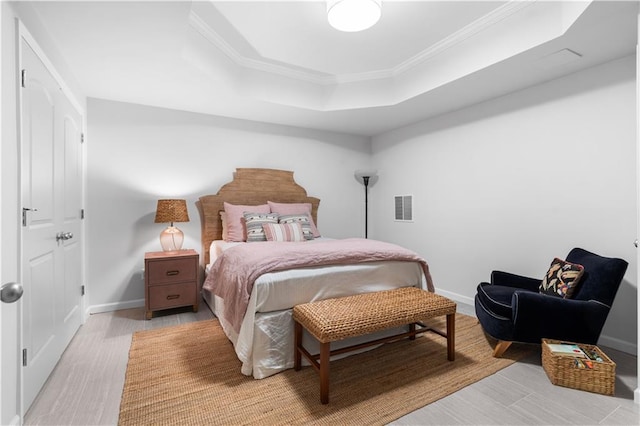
[144,249,199,320]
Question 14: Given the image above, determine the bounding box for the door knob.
[56,232,73,241]
[1,282,23,303]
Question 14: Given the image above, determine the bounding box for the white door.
[1,4,5,423]
[20,37,83,411]
[57,91,83,349]
[0,7,21,426]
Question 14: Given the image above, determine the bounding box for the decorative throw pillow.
[223,202,270,242]
[278,213,314,240]
[243,212,279,242]
[263,222,306,242]
[267,201,321,237]
[539,258,585,298]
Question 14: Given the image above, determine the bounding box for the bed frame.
[197,168,320,269]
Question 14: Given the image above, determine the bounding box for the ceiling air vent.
[394,195,413,222]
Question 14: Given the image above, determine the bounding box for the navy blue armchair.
[475,248,628,357]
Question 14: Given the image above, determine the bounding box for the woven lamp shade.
[154,199,189,224]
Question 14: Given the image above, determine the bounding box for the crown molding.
[391,0,536,77]
[189,11,334,85]
[189,0,537,87]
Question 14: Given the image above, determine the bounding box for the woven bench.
[293,286,457,404]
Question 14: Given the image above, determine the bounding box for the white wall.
[86,98,371,312]
[371,55,638,353]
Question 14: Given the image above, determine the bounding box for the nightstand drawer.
[147,257,197,286]
[148,282,197,310]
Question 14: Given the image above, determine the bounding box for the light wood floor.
[25,299,639,425]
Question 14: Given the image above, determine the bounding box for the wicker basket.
[541,338,616,395]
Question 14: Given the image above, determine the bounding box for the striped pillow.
[243,212,279,242]
[263,222,306,242]
[278,213,314,240]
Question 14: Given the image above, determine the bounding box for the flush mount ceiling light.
[327,0,382,32]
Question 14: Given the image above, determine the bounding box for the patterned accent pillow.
[278,213,314,240]
[263,222,306,242]
[539,258,585,298]
[243,212,279,242]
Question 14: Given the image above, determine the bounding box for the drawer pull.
[166,294,180,300]
[166,270,180,276]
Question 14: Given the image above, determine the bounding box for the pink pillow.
[267,201,320,237]
[263,222,306,242]
[223,202,270,242]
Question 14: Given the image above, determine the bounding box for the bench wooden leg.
[320,342,330,404]
[446,313,455,361]
[294,321,302,371]
[409,323,416,340]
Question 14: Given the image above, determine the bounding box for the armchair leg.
[493,340,512,357]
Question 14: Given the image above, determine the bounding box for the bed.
[198,168,433,379]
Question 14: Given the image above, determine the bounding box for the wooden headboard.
[197,168,320,268]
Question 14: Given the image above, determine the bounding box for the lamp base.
[159,226,184,252]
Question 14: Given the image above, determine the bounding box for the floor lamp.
[355,170,378,238]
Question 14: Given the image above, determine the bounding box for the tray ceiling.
[23,0,639,136]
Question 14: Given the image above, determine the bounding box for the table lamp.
[154,199,190,251]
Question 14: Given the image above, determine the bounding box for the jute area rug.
[119,314,531,425]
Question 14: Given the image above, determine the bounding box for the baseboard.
[86,298,145,316]
[436,289,637,356]
[598,333,637,356]
[434,289,476,317]
[86,291,638,356]
[435,288,475,307]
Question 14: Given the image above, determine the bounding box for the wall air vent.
[394,195,413,222]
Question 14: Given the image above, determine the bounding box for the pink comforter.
[203,238,434,332]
